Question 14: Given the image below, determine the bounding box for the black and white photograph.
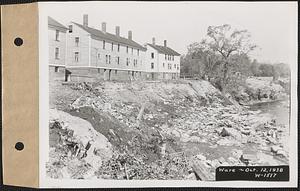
[39,1,297,188]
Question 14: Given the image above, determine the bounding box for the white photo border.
[39,1,298,188]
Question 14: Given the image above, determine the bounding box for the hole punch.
[15,142,24,151]
[14,37,23,46]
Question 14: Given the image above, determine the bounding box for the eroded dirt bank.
[47,79,289,180]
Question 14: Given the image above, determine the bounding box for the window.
[131,48,133,54]
[111,43,114,51]
[126,58,129,66]
[109,55,111,64]
[151,63,154,69]
[68,25,73,33]
[117,57,120,64]
[174,64,176,69]
[118,44,120,52]
[74,52,79,62]
[163,63,165,68]
[75,37,79,47]
[106,55,108,64]
[115,70,117,74]
[172,55,174,61]
[165,54,167,60]
[55,47,59,59]
[103,40,105,49]
[54,66,59,72]
[151,53,154,59]
[134,59,137,67]
[137,49,139,56]
[97,53,100,59]
[168,63,171,70]
[55,30,59,41]
[126,46,128,53]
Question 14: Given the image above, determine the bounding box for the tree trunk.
[221,61,229,92]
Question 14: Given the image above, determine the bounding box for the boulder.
[220,128,230,137]
[49,109,112,179]
[271,145,282,154]
[241,129,251,136]
[220,128,242,140]
[211,159,221,168]
[276,149,287,157]
[189,136,202,143]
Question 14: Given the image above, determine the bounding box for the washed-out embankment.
[47,78,289,180]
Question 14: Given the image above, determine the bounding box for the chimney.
[115,26,120,37]
[152,37,155,45]
[128,30,132,40]
[102,22,106,33]
[164,40,167,47]
[83,14,88,27]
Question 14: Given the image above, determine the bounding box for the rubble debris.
[48,80,290,180]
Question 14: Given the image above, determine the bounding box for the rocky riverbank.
[236,77,289,105]
[47,79,290,180]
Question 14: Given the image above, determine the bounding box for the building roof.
[73,22,147,51]
[48,16,68,31]
[147,43,180,56]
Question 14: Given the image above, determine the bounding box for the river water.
[247,99,290,128]
[181,98,291,167]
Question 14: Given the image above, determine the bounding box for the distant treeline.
[250,60,290,78]
[181,55,290,79]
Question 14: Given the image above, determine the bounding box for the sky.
[42,1,297,65]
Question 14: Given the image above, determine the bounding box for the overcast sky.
[42,1,297,64]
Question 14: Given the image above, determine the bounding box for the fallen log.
[136,103,146,127]
[192,159,215,181]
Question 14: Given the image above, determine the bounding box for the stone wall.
[49,66,180,83]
